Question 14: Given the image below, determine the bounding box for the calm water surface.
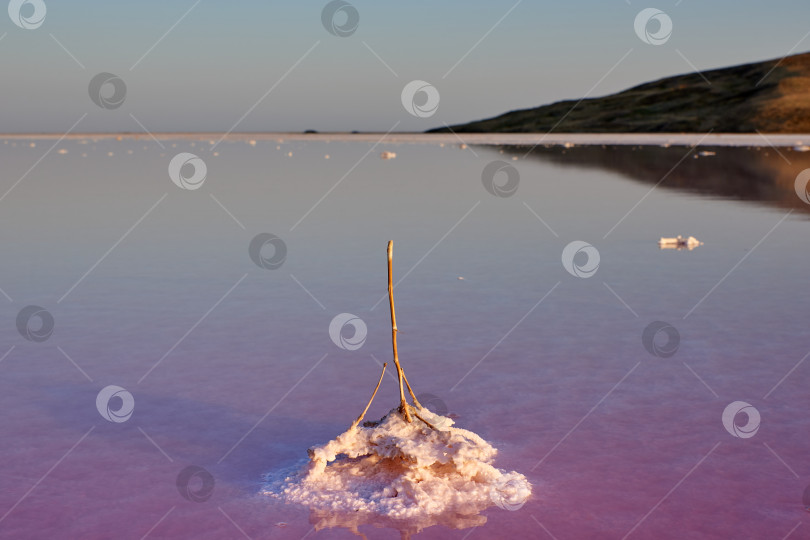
[0,137,808,539]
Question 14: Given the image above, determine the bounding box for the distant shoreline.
[1,133,808,147]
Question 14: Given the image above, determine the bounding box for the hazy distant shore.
[2,132,809,147]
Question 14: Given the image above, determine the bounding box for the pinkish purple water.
[0,137,808,539]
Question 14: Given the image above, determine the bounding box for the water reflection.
[519,144,810,213]
[302,504,487,540]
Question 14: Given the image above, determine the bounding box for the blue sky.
[1,0,808,132]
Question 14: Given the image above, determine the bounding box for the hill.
[431,52,810,133]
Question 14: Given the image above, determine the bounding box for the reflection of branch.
[351,362,386,430]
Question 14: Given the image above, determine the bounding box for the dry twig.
[387,241,412,422]
[351,362,387,430]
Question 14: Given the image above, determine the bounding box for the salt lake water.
[0,134,808,539]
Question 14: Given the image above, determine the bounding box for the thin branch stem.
[388,240,412,422]
[412,409,439,431]
[402,371,423,409]
[351,363,387,430]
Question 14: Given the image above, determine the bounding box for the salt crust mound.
[265,407,531,526]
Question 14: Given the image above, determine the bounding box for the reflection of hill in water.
[517,145,810,213]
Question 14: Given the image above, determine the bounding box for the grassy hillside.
[432,52,810,133]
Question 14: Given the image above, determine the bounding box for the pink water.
[0,138,808,539]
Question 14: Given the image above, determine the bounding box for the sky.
[0,0,808,133]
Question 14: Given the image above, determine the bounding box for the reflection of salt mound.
[266,407,530,527]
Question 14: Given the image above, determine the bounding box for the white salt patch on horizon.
[9,132,807,147]
[263,406,531,529]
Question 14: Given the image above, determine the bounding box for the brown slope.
[431,52,810,133]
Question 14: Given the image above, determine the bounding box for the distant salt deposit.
[659,236,703,250]
[11,132,796,148]
[381,151,397,159]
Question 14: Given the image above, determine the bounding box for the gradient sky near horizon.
[1,0,809,133]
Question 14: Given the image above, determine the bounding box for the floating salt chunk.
[459,143,467,150]
[324,154,330,159]
[29,142,35,148]
[563,142,575,148]
[793,145,810,152]
[659,235,703,250]
[57,149,68,155]
[287,151,293,157]
[249,140,257,147]
[458,276,464,280]
[380,151,397,160]
[698,151,716,157]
